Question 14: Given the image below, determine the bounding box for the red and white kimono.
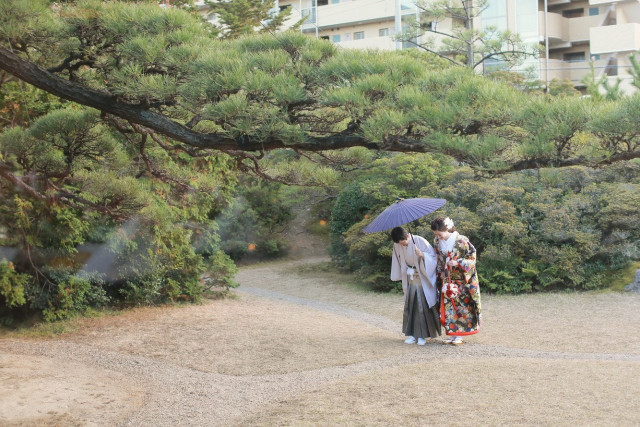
[434,232,481,336]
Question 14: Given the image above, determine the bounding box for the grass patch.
[205,289,239,300]
[296,261,335,274]
[15,320,80,338]
[607,261,640,291]
[2,308,111,338]
[306,220,330,237]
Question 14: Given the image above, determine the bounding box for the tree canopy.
[2,0,640,179]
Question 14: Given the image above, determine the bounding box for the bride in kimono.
[431,217,481,345]
[390,226,441,345]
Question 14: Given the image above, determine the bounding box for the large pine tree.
[1,0,639,175]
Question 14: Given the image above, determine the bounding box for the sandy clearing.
[237,259,640,355]
[244,357,640,426]
[1,253,639,426]
[0,353,145,426]
[57,294,412,376]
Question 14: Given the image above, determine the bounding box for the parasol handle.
[406,225,416,245]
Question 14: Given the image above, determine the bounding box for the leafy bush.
[0,259,30,323]
[116,223,238,305]
[329,182,374,269]
[42,271,109,322]
[0,102,239,322]
[336,160,640,294]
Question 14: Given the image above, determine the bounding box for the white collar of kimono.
[439,231,459,254]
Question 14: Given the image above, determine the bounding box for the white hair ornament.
[444,217,454,230]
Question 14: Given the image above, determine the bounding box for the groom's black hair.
[391,226,408,243]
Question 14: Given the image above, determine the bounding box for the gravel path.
[1,255,639,426]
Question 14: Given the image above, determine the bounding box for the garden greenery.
[334,159,640,293]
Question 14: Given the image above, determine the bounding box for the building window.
[331,0,340,3]
[301,7,316,24]
[400,0,414,11]
[588,7,599,16]
[605,58,618,76]
[590,54,600,61]
[562,8,584,18]
[563,52,586,62]
[354,31,365,40]
[482,0,507,30]
[317,0,329,6]
[320,35,329,40]
[484,58,507,73]
[515,0,538,39]
[379,28,389,37]
[332,34,341,43]
[279,4,291,12]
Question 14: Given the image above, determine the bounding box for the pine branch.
[0,47,381,152]
[0,160,48,202]
[403,41,463,67]
[2,47,640,173]
[0,160,134,218]
[419,28,467,43]
[473,50,533,69]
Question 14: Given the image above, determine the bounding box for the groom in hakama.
[390,227,441,345]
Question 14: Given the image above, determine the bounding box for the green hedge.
[333,158,640,293]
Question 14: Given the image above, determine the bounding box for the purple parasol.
[363,198,447,234]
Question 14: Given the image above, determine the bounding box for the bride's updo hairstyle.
[431,216,456,232]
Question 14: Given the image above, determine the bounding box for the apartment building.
[276,0,417,50]
[535,0,640,93]
[277,0,640,92]
[198,1,640,92]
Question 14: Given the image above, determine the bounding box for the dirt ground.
[1,249,639,425]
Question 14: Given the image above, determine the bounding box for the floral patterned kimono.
[434,232,481,336]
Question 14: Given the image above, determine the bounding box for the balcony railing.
[568,14,602,42]
[540,58,620,85]
[300,0,401,30]
[590,23,640,54]
[335,35,397,50]
[301,7,317,28]
[589,0,624,5]
[538,11,602,44]
[539,11,568,42]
